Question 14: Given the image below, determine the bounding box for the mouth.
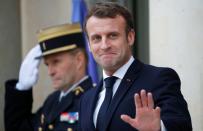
[51,77,60,83]
[101,53,117,59]
[100,52,116,57]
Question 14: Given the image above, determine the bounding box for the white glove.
[16,45,42,90]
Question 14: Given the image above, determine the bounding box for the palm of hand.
[133,106,160,131]
[121,90,161,131]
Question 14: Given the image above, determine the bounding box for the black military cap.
[37,23,85,57]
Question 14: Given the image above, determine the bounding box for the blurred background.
[0,0,202,130]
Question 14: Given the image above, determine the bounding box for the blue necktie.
[96,76,117,130]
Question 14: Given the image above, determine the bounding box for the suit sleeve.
[4,79,35,131]
[152,68,192,131]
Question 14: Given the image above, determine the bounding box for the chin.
[102,61,117,68]
[52,84,61,90]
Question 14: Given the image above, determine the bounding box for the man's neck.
[104,55,133,76]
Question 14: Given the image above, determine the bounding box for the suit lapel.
[90,81,103,130]
[103,60,143,130]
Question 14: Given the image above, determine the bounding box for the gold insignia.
[42,42,46,50]
[73,86,84,96]
[67,128,73,131]
[75,90,80,96]
[41,114,45,124]
[38,127,42,131]
[48,124,54,130]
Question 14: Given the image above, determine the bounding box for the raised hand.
[16,45,42,90]
[121,89,161,131]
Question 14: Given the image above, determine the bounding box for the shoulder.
[139,61,180,79]
[140,64,181,95]
[80,87,97,101]
[72,76,95,97]
[43,90,60,103]
[147,64,180,80]
[129,59,179,80]
[83,85,96,96]
[79,76,94,89]
[131,60,181,90]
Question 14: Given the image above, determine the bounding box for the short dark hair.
[84,2,134,35]
[68,48,88,68]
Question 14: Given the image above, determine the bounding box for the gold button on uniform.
[41,114,45,124]
[75,90,80,96]
[73,86,84,96]
[48,124,54,130]
[38,127,42,131]
[67,128,72,131]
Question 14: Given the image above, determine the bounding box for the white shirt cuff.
[161,120,167,131]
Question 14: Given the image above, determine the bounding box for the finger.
[34,58,41,68]
[155,106,161,118]
[120,114,136,127]
[28,60,40,72]
[29,45,42,59]
[33,45,42,57]
[27,46,39,58]
[140,89,147,107]
[134,93,141,109]
[33,68,39,77]
[147,92,154,109]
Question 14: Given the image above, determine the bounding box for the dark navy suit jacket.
[79,59,192,131]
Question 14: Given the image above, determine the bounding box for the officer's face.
[44,51,79,91]
[86,15,135,75]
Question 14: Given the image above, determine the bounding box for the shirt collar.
[103,56,134,80]
[60,75,89,98]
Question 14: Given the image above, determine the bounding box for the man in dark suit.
[79,2,192,131]
[4,23,94,131]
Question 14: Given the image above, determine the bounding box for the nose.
[47,65,55,76]
[100,38,110,50]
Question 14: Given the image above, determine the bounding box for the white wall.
[20,0,72,111]
[149,0,203,130]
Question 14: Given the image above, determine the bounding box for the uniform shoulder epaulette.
[72,86,84,96]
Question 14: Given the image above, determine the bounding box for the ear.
[127,29,135,46]
[75,51,84,70]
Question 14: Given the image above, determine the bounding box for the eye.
[108,33,118,39]
[44,59,49,66]
[91,35,101,43]
[44,62,48,66]
[53,58,60,65]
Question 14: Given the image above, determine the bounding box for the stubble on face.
[44,52,77,92]
[86,15,134,75]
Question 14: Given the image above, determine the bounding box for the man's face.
[44,51,77,91]
[86,15,135,75]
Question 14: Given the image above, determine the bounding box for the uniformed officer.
[4,23,94,131]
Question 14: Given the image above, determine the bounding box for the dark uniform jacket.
[5,77,93,131]
[79,59,192,131]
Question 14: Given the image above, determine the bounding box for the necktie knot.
[104,76,117,89]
